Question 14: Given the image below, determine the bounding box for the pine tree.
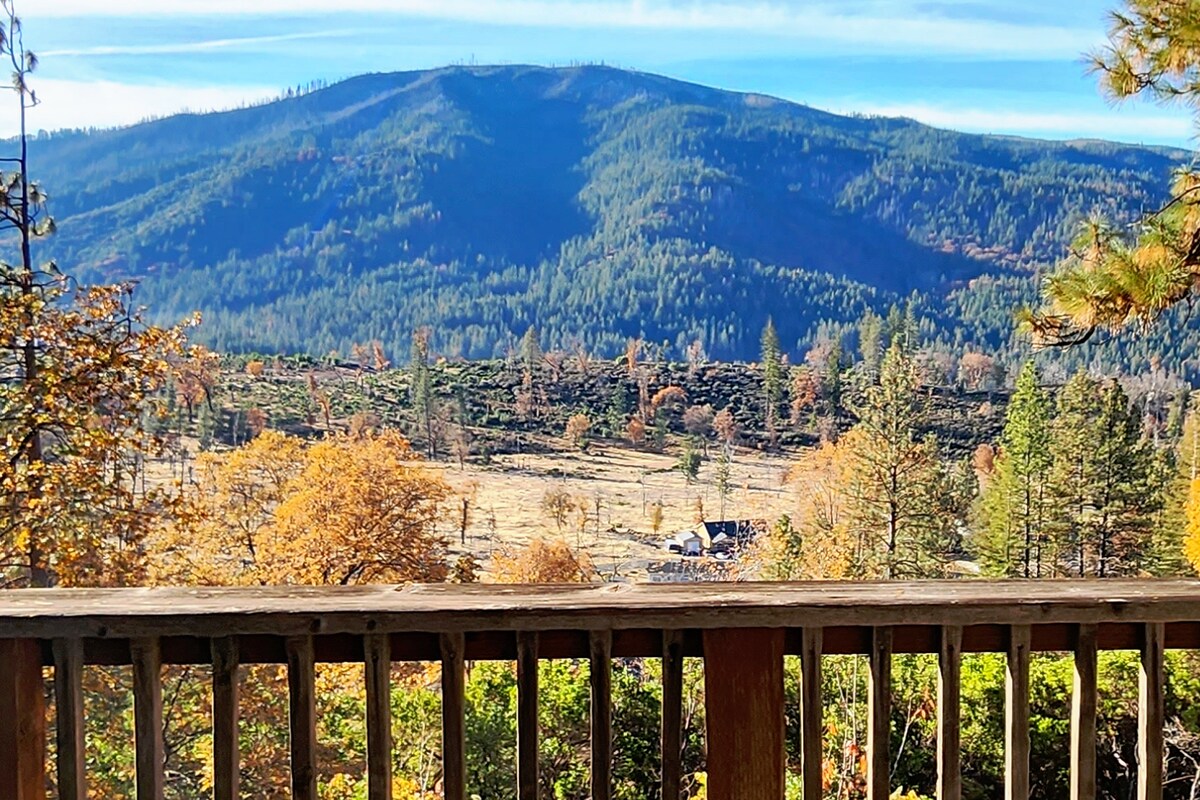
[1046,373,1160,576]
[760,317,783,444]
[976,362,1052,577]
[0,4,194,587]
[1178,404,1200,483]
[1046,371,1104,576]
[846,342,944,578]
[521,326,542,376]
[1154,403,1200,575]
[1025,2,1200,343]
[857,309,884,383]
[410,327,435,457]
[676,437,701,485]
[822,339,846,423]
[1089,381,1159,576]
[1147,448,1187,576]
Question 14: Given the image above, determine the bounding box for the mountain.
[25,65,1190,367]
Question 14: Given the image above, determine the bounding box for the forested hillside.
[28,65,1192,372]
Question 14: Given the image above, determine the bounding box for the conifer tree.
[1089,381,1159,576]
[1045,373,1160,576]
[760,317,783,443]
[1178,404,1200,483]
[1146,447,1186,576]
[410,327,435,457]
[0,2,194,587]
[976,362,1052,577]
[822,339,846,423]
[1046,371,1104,575]
[1154,404,1200,574]
[714,443,732,521]
[846,342,944,578]
[857,309,884,382]
[1026,1,1200,343]
[521,325,542,376]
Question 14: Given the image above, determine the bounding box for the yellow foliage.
[0,281,196,587]
[490,536,596,583]
[274,431,450,584]
[564,413,591,448]
[1183,477,1200,574]
[152,430,451,586]
[771,436,858,579]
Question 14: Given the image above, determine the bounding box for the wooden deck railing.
[2,580,1199,800]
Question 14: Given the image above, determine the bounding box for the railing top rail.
[2,579,1200,639]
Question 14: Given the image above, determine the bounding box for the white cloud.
[37,0,1098,58]
[0,79,278,136]
[845,102,1195,145]
[41,30,359,58]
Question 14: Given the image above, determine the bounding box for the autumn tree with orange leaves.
[153,429,451,587]
[491,536,596,583]
[0,8,197,588]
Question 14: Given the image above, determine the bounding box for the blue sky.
[8,0,1196,147]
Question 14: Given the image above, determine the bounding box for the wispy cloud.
[850,102,1194,145]
[0,79,277,135]
[41,30,359,58]
[40,0,1098,58]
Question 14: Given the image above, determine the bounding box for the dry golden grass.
[149,434,799,581]
[436,439,797,578]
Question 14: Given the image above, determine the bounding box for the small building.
[663,530,704,556]
[703,520,765,556]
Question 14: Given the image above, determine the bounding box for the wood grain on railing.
[211,636,240,800]
[365,633,392,800]
[0,581,1198,800]
[1006,625,1031,800]
[938,626,962,800]
[287,635,318,800]
[868,627,893,800]
[131,637,164,800]
[1071,624,1098,800]
[661,628,684,800]
[517,631,539,800]
[800,627,823,800]
[0,639,44,800]
[704,628,785,800]
[440,631,467,800]
[1140,622,1165,800]
[589,629,613,800]
[53,637,87,800]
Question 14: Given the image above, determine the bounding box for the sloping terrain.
[26,64,1186,362]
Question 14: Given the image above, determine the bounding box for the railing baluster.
[365,633,392,800]
[938,626,962,800]
[53,638,87,800]
[868,627,893,800]
[211,637,240,800]
[589,630,613,800]
[661,629,684,800]
[1071,624,1097,800]
[1139,622,1165,800]
[131,637,165,800]
[1006,625,1031,800]
[801,627,823,800]
[0,639,45,800]
[440,632,467,800]
[703,628,785,800]
[287,635,318,800]
[517,631,539,800]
